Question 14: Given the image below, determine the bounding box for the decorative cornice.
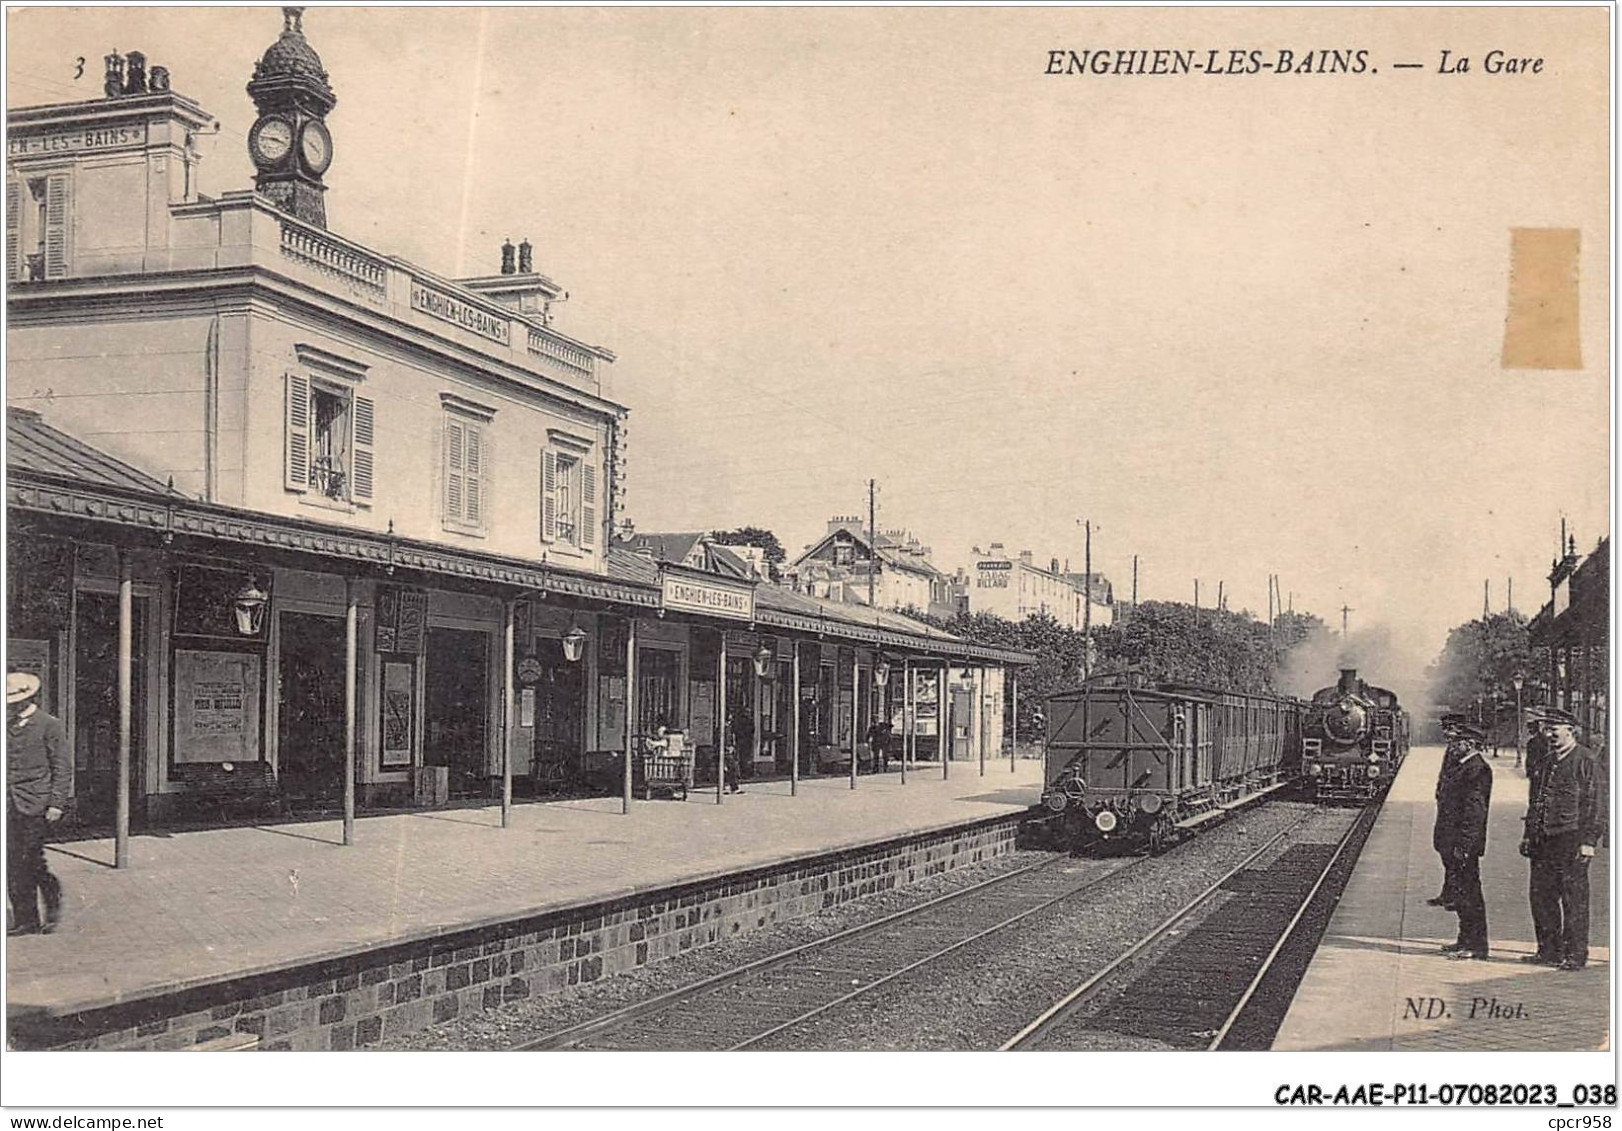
[6,473,1025,662]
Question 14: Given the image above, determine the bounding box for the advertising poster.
[381,660,414,767]
[173,649,261,763]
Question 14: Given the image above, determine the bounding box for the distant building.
[618,531,760,580]
[1528,533,1608,753]
[966,544,1113,630]
[785,516,958,620]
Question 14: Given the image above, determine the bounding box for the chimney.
[501,239,516,275]
[1019,550,1033,567]
[1050,557,1060,575]
[1338,668,1359,693]
[518,238,534,274]
[989,542,1005,554]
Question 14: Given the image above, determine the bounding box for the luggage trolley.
[638,730,693,801]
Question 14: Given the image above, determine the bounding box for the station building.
[4,13,1026,842]
[1528,533,1609,754]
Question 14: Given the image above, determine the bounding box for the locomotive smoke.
[1277,621,1432,723]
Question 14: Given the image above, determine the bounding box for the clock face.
[248,116,294,168]
[299,120,333,176]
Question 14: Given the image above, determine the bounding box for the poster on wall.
[689,680,715,744]
[381,660,414,767]
[375,586,428,654]
[173,649,262,764]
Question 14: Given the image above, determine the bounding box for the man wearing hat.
[1522,708,1550,778]
[7,671,72,936]
[1429,715,1468,909]
[1520,707,1606,970]
[1438,725,1492,959]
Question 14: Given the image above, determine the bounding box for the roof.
[7,407,171,493]
[617,532,755,580]
[789,527,941,578]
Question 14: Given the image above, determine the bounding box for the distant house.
[784,516,959,621]
[966,544,1113,630]
[618,531,759,581]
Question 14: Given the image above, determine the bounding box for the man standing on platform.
[1439,725,1492,960]
[1429,714,1468,909]
[1520,708,1606,970]
[6,672,72,936]
[1523,708,1550,778]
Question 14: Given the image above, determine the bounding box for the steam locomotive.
[1025,674,1303,853]
[1300,668,1410,802]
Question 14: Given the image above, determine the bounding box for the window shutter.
[444,419,465,521]
[581,462,597,549]
[465,425,483,525]
[5,180,19,283]
[284,373,311,491]
[350,394,375,502]
[43,173,69,279]
[540,448,557,543]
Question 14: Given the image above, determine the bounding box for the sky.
[6,6,1611,680]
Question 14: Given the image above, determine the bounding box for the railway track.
[1003,799,1381,1051]
[513,850,1138,1051]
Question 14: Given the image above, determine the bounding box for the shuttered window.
[540,448,557,543]
[350,395,375,502]
[43,173,69,279]
[285,373,312,491]
[581,462,597,549]
[287,374,372,506]
[5,180,19,283]
[444,415,487,532]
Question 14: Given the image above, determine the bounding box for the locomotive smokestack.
[1338,668,1359,693]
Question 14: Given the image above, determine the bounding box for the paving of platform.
[1274,745,1610,1051]
[5,760,1042,1018]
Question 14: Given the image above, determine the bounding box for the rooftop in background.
[7,406,170,494]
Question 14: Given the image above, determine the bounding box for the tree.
[710,526,787,581]
[1426,611,1531,722]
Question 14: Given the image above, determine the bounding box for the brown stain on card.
[1502,228,1581,370]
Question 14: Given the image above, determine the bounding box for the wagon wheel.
[1147,819,1171,856]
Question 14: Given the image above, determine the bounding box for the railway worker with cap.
[1520,708,1606,970]
[1438,725,1493,960]
[1428,715,1468,909]
[1522,708,1551,778]
[6,671,72,936]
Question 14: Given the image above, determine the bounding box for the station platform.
[1274,745,1610,1051]
[5,760,1041,1026]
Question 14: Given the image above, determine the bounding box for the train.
[1299,667,1410,802]
[1022,667,1410,851]
[1023,674,1303,854]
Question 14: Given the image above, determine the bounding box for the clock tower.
[246,7,335,228]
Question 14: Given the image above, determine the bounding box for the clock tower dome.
[245,7,335,228]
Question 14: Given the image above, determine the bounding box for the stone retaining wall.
[15,814,1019,1051]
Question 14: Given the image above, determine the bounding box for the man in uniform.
[1522,708,1550,778]
[1520,707,1606,969]
[6,671,72,936]
[1439,725,1493,959]
[1429,714,1468,908]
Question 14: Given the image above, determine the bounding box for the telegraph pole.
[1132,554,1139,611]
[868,478,877,609]
[1341,604,1353,637]
[1082,519,1092,679]
[1217,580,1224,614]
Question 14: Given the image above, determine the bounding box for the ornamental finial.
[283,7,305,34]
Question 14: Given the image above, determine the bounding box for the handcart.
[637,733,693,801]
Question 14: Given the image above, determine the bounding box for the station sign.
[410,283,512,346]
[660,565,755,621]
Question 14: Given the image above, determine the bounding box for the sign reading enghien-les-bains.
[661,572,755,621]
[410,283,511,345]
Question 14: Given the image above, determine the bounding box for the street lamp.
[1512,674,1525,768]
[561,624,588,663]
[751,644,773,679]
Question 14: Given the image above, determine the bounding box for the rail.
[512,851,1137,1051]
[1001,808,1321,1050]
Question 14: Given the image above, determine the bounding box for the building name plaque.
[8,124,149,157]
[661,572,755,621]
[410,284,512,346]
